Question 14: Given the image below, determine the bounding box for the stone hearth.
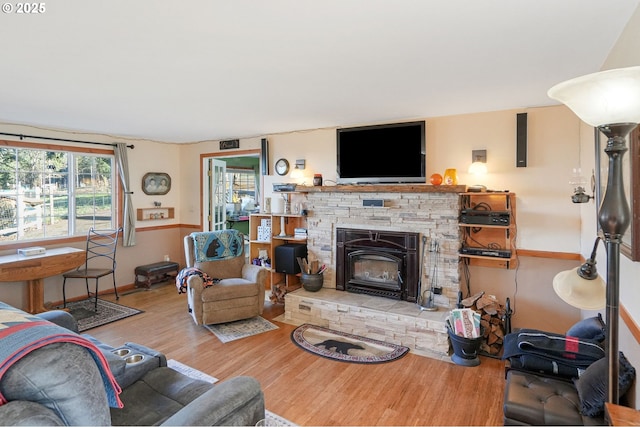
[284,288,451,360]
[282,185,463,360]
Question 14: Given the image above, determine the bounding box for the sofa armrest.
[35,310,79,333]
[0,401,65,426]
[241,264,266,285]
[0,342,112,425]
[186,274,205,292]
[124,342,168,367]
[81,336,168,388]
[161,376,265,426]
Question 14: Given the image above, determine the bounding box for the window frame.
[0,140,120,248]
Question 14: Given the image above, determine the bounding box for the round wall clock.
[275,158,290,176]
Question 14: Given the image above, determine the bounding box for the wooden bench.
[134,261,180,289]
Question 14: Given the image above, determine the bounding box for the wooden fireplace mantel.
[295,184,467,193]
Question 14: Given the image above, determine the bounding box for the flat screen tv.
[336,121,425,184]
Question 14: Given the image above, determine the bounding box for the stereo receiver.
[460,209,510,226]
[460,247,512,258]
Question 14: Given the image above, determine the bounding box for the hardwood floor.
[90,284,507,426]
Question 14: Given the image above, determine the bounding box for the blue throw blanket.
[503,328,604,378]
[191,230,243,262]
[0,303,123,408]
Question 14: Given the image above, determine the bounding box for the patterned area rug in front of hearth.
[204,316,278,343]
[291,324,409,364]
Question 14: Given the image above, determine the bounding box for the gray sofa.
[0,303,265,426]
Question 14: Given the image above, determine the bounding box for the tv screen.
[337,121,425,184]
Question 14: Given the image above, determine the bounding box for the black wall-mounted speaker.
[516,113,527,168]
[261,138,269,175]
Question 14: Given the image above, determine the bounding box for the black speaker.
[261,138,269,175]
[516,113,527,167]
[274,243,307,274]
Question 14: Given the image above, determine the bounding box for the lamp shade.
[468,161,487,176]
[552,267,606,310]
[548,66,640,127]
[290,168,304,180]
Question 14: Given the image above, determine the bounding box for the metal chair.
[63,227,122,311]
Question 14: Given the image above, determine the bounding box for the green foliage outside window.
[0,146,115,242]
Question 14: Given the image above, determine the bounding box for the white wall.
[175,106,585,332]
[427,106,582,253]
[127,140,181,227]
[180,107,581,256]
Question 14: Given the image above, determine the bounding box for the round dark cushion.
[573,351,636,417]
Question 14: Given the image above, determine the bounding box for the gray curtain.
[114,143,136,246]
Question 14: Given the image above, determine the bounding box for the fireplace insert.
[336,228,419,302]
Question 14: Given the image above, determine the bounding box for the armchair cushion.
[195,255,247,280]
[566,314,606,343]
[573,351,635,417]
[200,280,261,303]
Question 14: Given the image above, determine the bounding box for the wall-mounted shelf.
[458,192,517,269]
[137,207,175,221]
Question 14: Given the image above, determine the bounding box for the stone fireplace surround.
[283,184,464,358]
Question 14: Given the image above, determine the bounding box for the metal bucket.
[447,324,483,367]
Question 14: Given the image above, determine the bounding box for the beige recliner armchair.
[183,231,267,325]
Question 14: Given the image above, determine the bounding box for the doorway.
[202,152,261,233]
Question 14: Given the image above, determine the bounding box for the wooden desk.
[0,247,85,314]
[605,402,640,426]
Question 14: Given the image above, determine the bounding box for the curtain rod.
[0,132,135,149]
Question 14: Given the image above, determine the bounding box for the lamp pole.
[549,66,640,406]
[598,123,634,404]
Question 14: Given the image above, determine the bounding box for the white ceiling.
[1,0,638,143]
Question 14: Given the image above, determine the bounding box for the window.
[225,168,257,209]
[0,145,115,242]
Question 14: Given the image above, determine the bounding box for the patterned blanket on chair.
[175,267,218,294]
[0,303,123,408]
[191,230,243,262]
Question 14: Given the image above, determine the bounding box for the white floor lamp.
[548,66,640,404]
